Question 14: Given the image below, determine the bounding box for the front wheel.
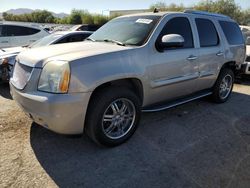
[85,87,141,147]
[211,68,234,103]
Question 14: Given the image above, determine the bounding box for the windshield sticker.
[136,19,153,24]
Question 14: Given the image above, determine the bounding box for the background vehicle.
[70,24,101,31]
[10,10,245,146]
[0,30,92,82]
[240,25,250,75]
[0,23,49,48]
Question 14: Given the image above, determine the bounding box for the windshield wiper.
[85,37,96,42]
[103,39,126,46]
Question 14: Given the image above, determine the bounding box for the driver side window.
[158,17,194,49]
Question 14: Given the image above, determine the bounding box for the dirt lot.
[1,80,250,188]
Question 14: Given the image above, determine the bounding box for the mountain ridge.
[0,8,68,18]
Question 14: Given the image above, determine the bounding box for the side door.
[0,25,11,48]
[194,18,225,91]
[148,16,199,104]
[7,25,41,47]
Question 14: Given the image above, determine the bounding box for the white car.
[240,26,250,74]
[0,23,49,48]
[0,31,92,82]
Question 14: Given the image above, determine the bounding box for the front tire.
[211,68,234,103]
[85,87,141,147]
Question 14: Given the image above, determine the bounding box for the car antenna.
[153,8,159,13]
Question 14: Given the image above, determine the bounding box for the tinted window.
[0,26,2,36]
[159,17,194,49]
[56,34,90,44]
[220,21,244,45]
[196,18,219,47]
[2,25,40,36]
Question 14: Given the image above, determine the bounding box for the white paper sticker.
[136,19,153,24]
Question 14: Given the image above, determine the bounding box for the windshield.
[89,15,161,46]
[29,34,63,48]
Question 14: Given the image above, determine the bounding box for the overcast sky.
[0,0,249,14]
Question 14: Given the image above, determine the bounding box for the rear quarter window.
[2,25,40,37]
[219,21,244,45]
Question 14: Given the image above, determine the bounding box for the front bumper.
[10,83,92,134]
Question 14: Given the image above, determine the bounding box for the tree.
[68,9,83,24]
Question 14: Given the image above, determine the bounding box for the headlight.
[0,58,9,65]
[38,60,70,93]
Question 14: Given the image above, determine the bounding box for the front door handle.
[1,41,8,43]
[187,55,198,61]
[216,51,224,56]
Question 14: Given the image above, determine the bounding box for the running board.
[142,91,212,113]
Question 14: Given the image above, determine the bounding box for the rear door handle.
[187,55,198,61]
[1,41,8,43]
[216,51,224,56]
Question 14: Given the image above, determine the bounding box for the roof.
[0,21,43,29]
[119,10,231,20]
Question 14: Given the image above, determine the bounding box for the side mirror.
[160,34,184,49]
[246,37,250,45]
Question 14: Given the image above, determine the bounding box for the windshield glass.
[29,34,63,48]
[89,15,161,46]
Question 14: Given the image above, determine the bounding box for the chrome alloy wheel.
[219,74,233,100]
[102,98,136,139]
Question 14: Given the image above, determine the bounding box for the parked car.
[0,31,93,83]
[70,24,101,32]
[0,23,49,48]
[240,26,250,74]
[10,10,245,146]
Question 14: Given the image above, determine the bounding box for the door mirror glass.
[160,34,184,49]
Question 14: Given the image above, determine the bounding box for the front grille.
[246,56,250,62]
[12,61,33,90]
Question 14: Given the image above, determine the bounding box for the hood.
[1,47,25,55]
[17,41,134,68]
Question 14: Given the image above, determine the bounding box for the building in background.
[109,9,150,17]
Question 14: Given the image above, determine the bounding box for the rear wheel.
[211,68,234,103]
[85,87,141,147]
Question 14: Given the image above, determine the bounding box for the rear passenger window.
[196,18,219,47]
[159,17,194,49]
[219,21,244,45]
[2,25,40,36]
[0,26,2,36]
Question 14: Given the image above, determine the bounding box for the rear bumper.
[10,83,92,134]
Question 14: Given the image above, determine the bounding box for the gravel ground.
[0,80,250,188]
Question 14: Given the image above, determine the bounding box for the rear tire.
[85,87,141,147]
[211,68,234,103]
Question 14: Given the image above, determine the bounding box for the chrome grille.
[12,62,33,89]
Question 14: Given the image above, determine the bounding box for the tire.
[85,87,141,147]
[211,68,234,103]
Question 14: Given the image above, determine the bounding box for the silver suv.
[10,10,245,146]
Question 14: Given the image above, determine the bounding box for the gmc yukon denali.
[10,10,246,146]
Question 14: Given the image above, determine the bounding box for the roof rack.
[184,10,230,19]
